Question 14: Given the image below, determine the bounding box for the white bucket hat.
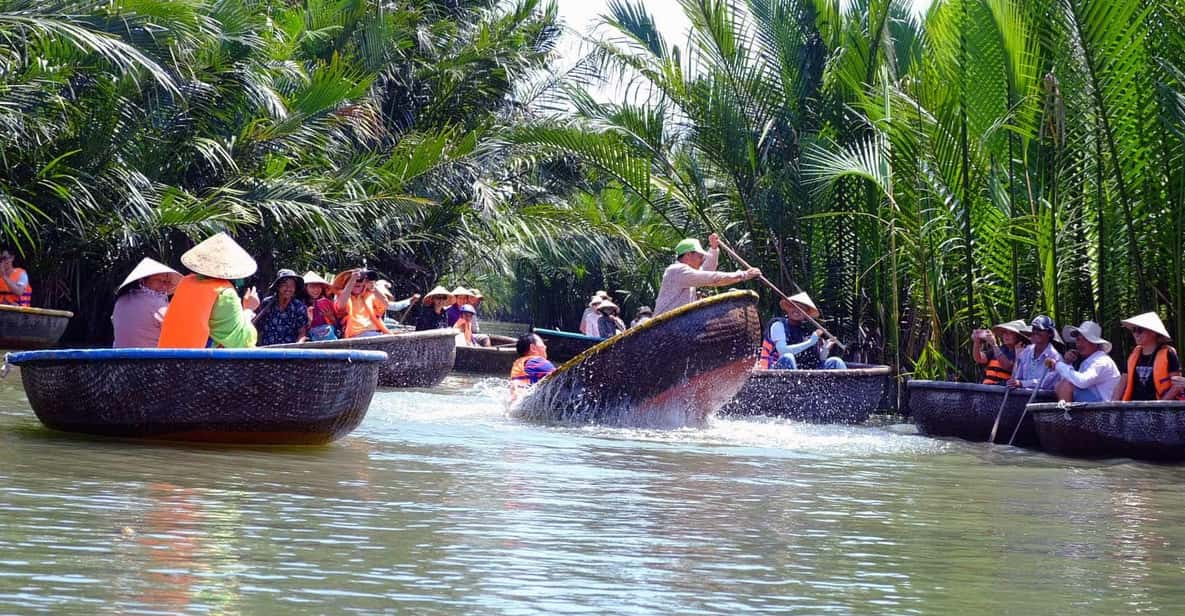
[116,258,182,294]
[1121,312,1171,341]
[1062,321,1112,353]
[779,292,820,319]
[181,232,257,280]
[597,300,620,315]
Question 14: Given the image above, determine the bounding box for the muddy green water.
[2,369,1185,614]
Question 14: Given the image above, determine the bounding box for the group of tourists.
[973,313,1185,403]
[578,292,650,339]
[412,285,490,347]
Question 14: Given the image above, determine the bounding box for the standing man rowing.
[653,233,760,316]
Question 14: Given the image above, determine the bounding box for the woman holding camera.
[973,320,1028,385]
[332,268,392,338]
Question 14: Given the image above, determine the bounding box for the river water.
[2,369,1185,614]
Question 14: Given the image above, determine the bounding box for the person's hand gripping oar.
[715,238,846,352]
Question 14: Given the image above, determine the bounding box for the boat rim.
[0,304,74,318]
[1028,400,1185,413]
[532,328,604,342]
[749,364,892,377]
[5,348,389,364]
[906,379,1043,395]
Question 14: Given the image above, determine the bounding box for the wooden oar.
[987,386,1012,444]
[1007,365,1050,446]
[716,239,846,351]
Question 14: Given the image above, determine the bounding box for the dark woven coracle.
[907,380,1056,447]
[513,291,762,429]
[6,348,386,444]
[454,346,519,375]
[721,364,892,423]
[276,330,455,388]
[1028,401,1185,461]
[0,305,72,349]
[533,329,602,364]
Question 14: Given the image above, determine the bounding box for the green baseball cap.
[674,238,708,257]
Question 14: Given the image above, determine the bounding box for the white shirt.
[580,308,600,336]
[1054,349,1121,401]
[1012,343,1062,389]
[653,250,746,315]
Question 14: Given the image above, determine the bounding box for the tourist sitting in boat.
[446,287,474,326]
[759,292,846,370]
[303,271,339,341]
[414,286,453,331]
[253,269,309,345]
[158,232,261,348]
[454,304,479,346]
[112,258,182,348]
[0,245,31,306]
[580,294,606,335]
[466,288,491,346]
[654,233,760,315]
[509,332,556,402]
[596,301,627,338]
[972,320,1028,385]
[1008,315,1062,389]
[1044,321,1121,402]
[630,306,653,328]
[333,269,393,338]
[1116,312,1181,401]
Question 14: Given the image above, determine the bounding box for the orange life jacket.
[1123,345,1177,401]
[981,352,1013,385]
[341,292,390,339]
[158,275,231,348]
[509,355,554,402]
[0,268,31,306]
[758,317,787,369]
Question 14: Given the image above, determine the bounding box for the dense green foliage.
[522,0,1185,379]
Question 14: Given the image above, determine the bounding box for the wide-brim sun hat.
[470,288,483,299]
[674,238,709,258]
[450,286,472,298]
[595,290,610,299]
[992,319,1031,341]
[588,296,604,307]
[779,292,821,319]
[116,258,182,294]
[1121,312,1172,341]
[598,301,620,314]
[181,232,257,280]
[270,269,305,294]
[303,271,330,287]
[425,285,453,302]
[1062,321,1112,353]
[374,279,395,300]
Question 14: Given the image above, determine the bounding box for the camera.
[357,269,379,281]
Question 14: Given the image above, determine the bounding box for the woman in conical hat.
[112,258,182,348]
[302,272,338,341]
[446,287,473,327]
[1119,312,1181,401]
[414,285,453,331]
[158,232,261,348]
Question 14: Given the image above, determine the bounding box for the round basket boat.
[1028,401,1185,462]
[275,330,455,388]
[907,380,1056,447]
[5,348,388,444]
[454,336,518,375]
[721,364,892,423]
[512,291,762,429]
[532,328,603,365]
[0,304,73,349]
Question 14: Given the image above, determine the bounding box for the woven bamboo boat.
[454,335,518,375]
[533,328,603,364]
[1028,401,1185,461]
[275,330,455,388]
[5,348,387,444]
[0,304,73,349]
[907,380,1056,447]
[512,291,762,428]
[721,364,892,423]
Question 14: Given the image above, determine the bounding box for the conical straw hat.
[116,258,181,294]
[303,271,330,286]
[180,233,256,280]
[779,292,820,318]
[425,286,453,302]
[450,286,472,298]
[1122,312,1171,340]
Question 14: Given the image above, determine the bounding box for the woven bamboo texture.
[0,304,72,349]
[908,380,1055,447]
[276,330,455,387]
[721,364,891,423]
[453,346,518,375]
[1029,401,1185,461]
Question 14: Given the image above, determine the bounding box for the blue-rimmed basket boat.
[532,328,603,365]
[722,364,892,423]
[275,330,455,388]
[512,291,762,428]
[0,304,73,349]
[1028,401,1185,461]
[907,380,1056,447]
[5,348,387,444]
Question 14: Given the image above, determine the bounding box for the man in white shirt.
[1047,320,1121,402]
[653,233,760,315]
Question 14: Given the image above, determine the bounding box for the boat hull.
[0,305,72,349]
[907,380,1055,447]
[276,330,455,388]
[533,328,603,364]
[1029,401,1185,461]
[6,348,387,444]
[722,364,892,423]
[513,291,762,428]
[454,345,518,375]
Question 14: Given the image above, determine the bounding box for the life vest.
[758,317,787,369]
[341,292,390,339]
[981,352,1013,385]
[0,267,31,306]
[1123,345,1177,401]
[509,355,555,401]
[158,275,231,348]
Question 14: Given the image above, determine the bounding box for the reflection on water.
[2,367,1185,613]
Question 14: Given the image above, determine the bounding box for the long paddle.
[987,386,1012,444]
[716,239,846,351]
[1007,364,1050,446]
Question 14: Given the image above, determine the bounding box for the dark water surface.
[2,367,1185,614]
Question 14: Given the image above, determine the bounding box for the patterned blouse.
[255,297,309,346]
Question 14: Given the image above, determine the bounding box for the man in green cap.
[653,233,760,315]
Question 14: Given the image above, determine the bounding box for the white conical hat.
[116,258,181,294]
[425,286,453,302]
[181,233,257,280]
[1122,312,1171,340]
[303,271,330,286]
[779,292,820,318]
